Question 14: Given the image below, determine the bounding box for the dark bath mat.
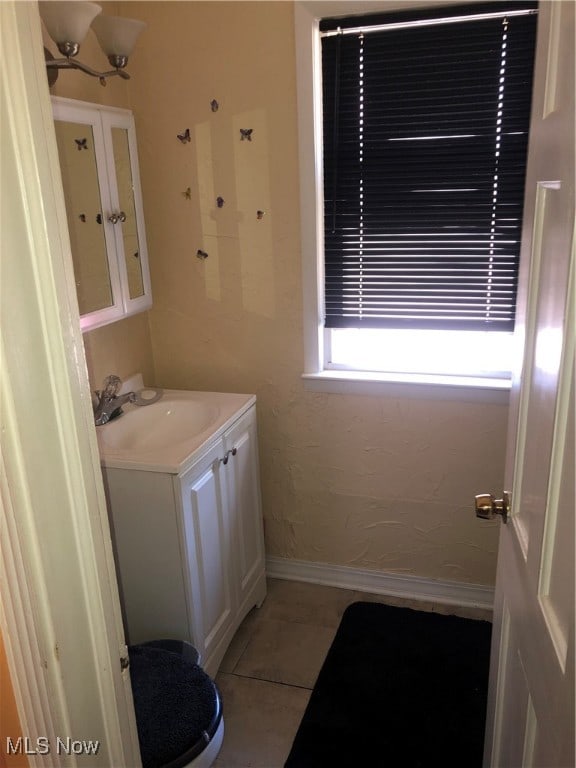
[285,601,492,768]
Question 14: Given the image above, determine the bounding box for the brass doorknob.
[475,492,510,523]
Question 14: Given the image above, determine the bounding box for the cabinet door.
[179,442,233,667]
[52,100,123,328]
[52,97,152,332]
[224,409,266,615]
[101,110,151,318]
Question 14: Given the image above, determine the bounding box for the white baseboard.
[266,556,494,610]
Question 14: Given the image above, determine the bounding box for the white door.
[481,3,575,766]
[1,3,141,765]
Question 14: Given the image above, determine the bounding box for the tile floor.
[213,578,492,768]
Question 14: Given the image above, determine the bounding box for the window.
[297,1,538,392]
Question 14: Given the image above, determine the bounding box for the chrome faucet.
[93,375,136,426]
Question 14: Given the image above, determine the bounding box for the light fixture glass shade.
[91,15,146,58]
[39,1,102,45]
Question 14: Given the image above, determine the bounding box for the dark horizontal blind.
[322,4,537,330]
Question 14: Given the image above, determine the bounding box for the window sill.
[302,369,511,403]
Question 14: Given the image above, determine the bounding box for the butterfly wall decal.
[240,128,253,142]
[75,138,88,150]
[177,128,191,144]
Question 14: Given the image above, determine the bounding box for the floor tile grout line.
[219,670,315,692]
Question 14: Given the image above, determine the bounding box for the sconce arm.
[46,57,130,81]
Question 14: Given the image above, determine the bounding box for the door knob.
[475,492,510,523]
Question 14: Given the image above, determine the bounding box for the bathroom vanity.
[98,390,266,677]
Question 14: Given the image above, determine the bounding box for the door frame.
[0,3,141,765]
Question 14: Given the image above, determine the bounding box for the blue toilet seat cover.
[129,643,222,768]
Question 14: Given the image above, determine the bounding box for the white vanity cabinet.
[102,402,266,677]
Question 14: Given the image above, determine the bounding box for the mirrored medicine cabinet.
[52,97,152,332]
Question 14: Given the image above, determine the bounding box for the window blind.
[321,3,538,331]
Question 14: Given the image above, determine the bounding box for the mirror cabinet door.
[53,120,115,316]
[52,97,152,332]
[111,126,145,300]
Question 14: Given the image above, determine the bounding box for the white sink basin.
[100,398,219,451]
[97,389,255,473]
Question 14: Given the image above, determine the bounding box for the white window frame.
[295,0,515,402]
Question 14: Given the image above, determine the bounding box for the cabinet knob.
[108,211,127,224]
[221,447,237,465]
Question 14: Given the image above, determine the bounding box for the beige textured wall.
[124,1,506,586]
[44,3,155,390]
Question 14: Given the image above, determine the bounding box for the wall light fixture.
[40,1,146,87]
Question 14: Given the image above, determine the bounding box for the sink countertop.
[97,389,256,475]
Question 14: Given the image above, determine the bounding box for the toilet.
[129,640,224,768]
